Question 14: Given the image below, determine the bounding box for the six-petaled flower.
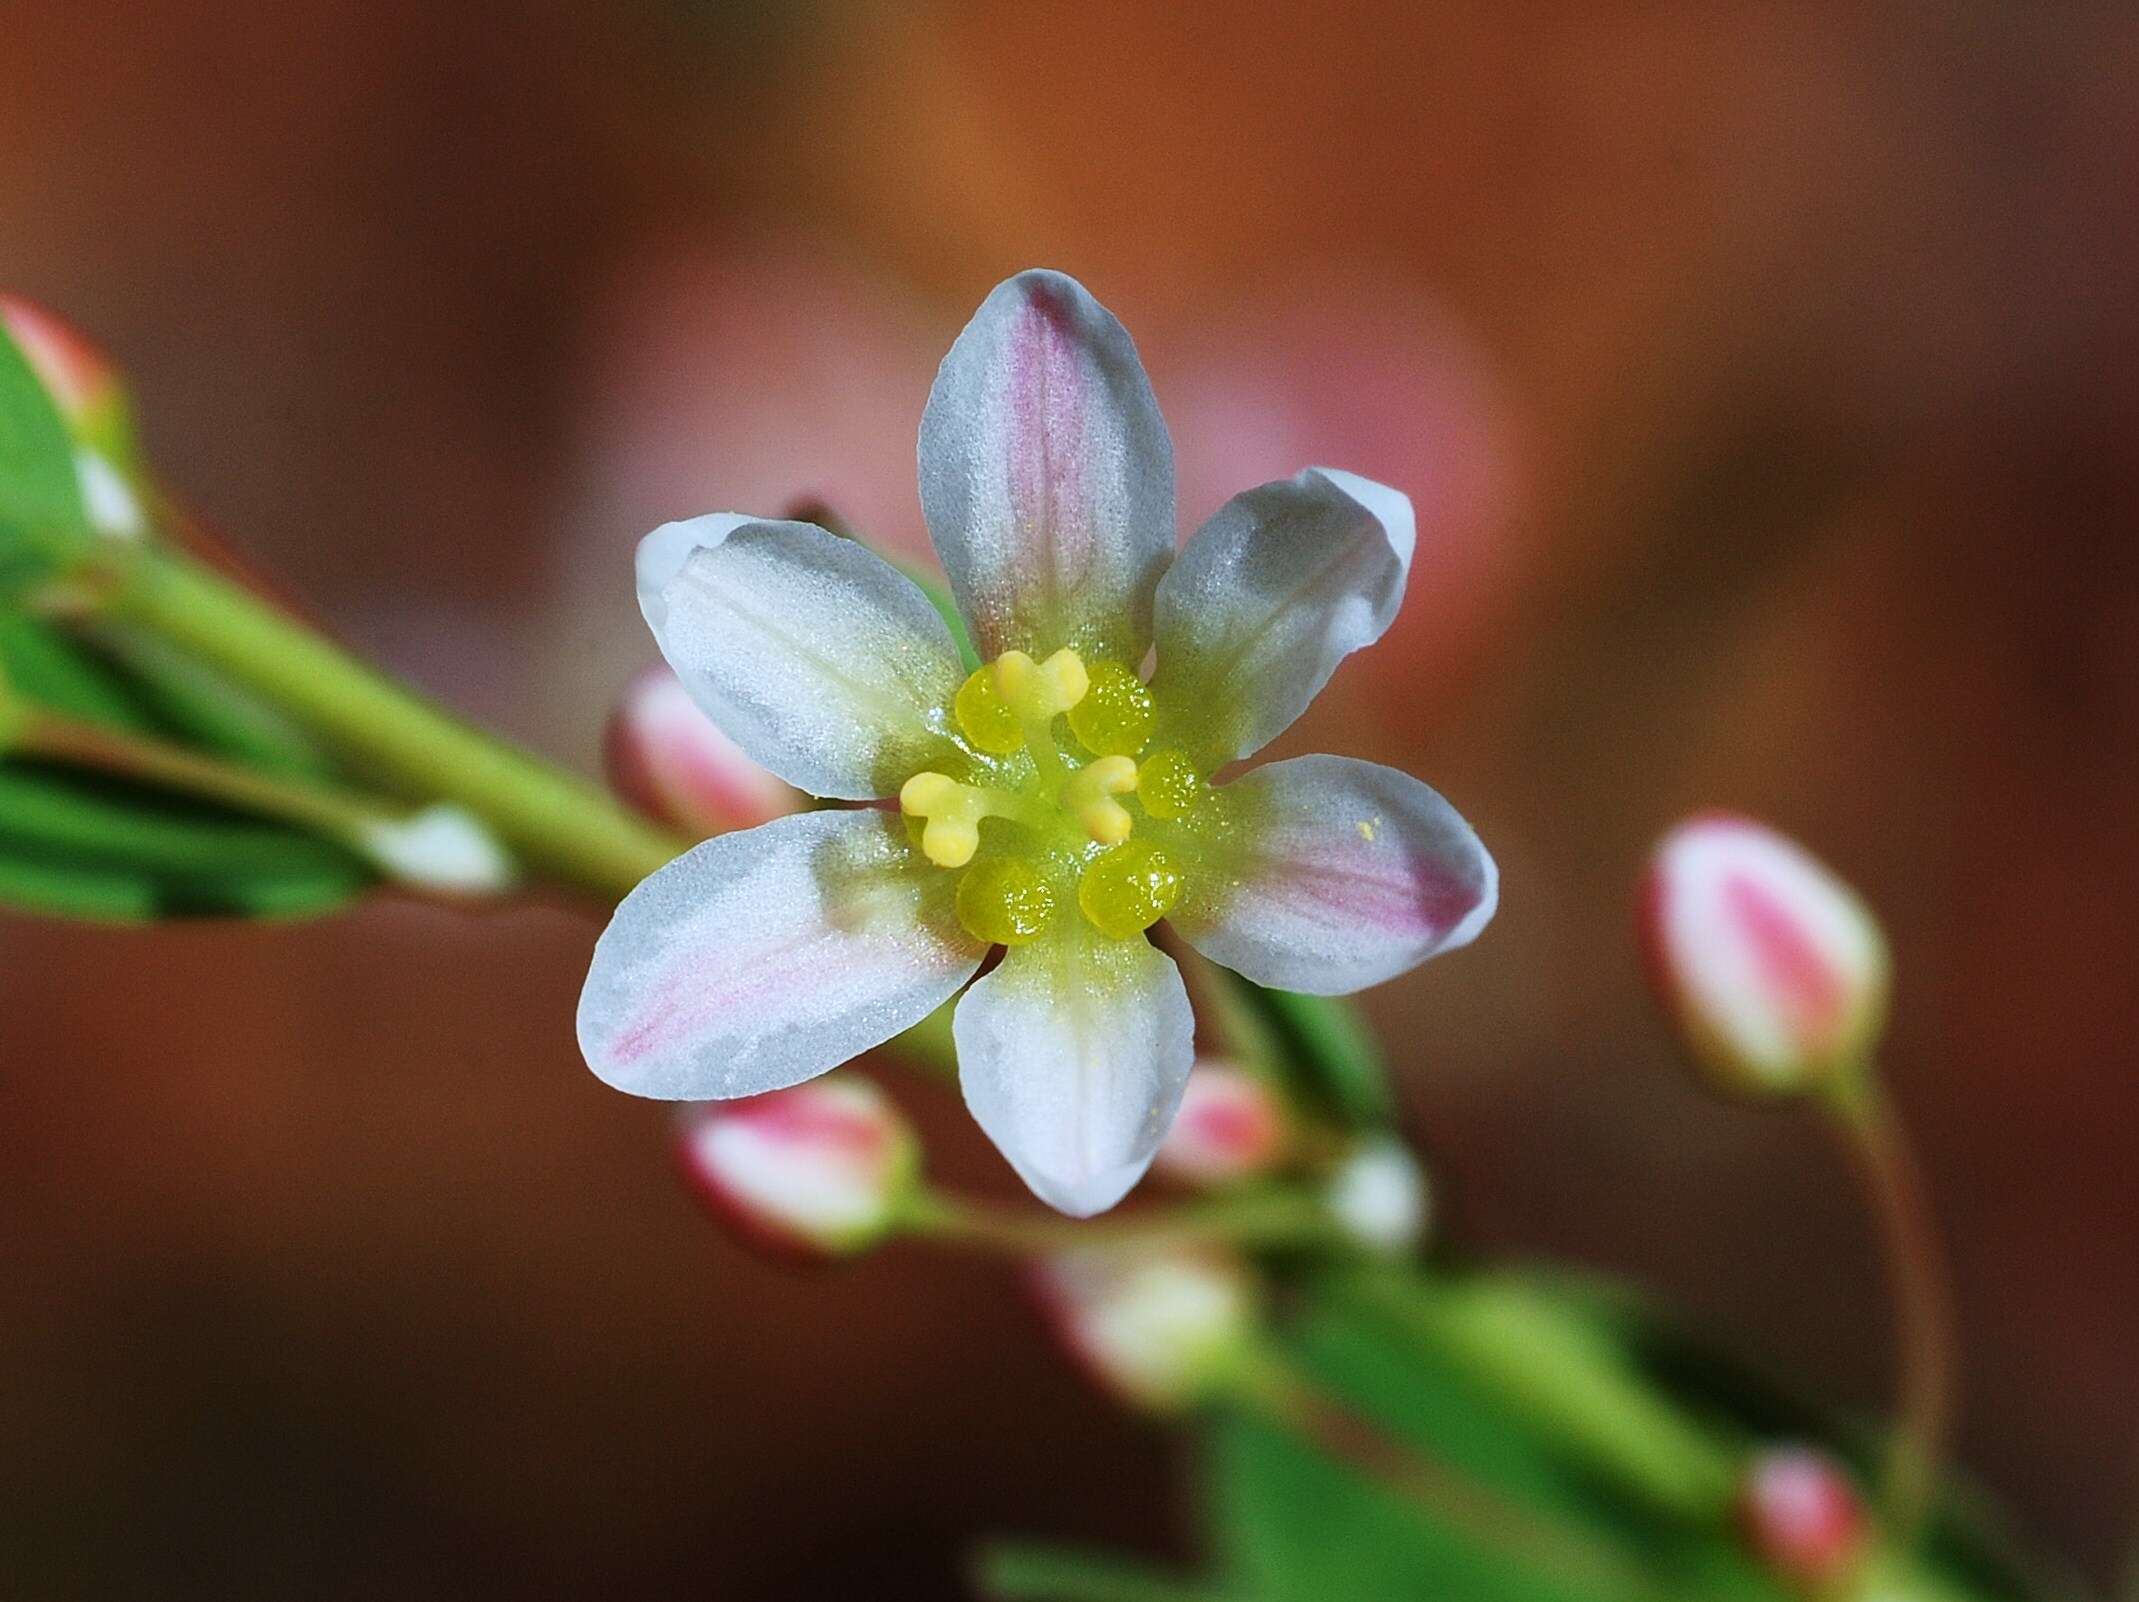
[578,270,1496,1215]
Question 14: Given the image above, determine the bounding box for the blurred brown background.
[4,3,2135,1597]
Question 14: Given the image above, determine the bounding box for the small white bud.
[1030,1248,1258,1413]
[357,804,516,895]
[1325,1139,1429,1256]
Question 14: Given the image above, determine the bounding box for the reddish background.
[3,4,2135,1597]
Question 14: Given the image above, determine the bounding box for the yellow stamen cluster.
[903,644,1210,946]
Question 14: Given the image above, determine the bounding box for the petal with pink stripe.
[579,809,986,1101]
[1166,755,1495,995]
[918,270,1175,663]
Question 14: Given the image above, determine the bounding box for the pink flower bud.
[1736,1446,1867,1587]
[673,1077,919,1261]
[1641,814,1890,1097]
[1153,1060,1289,1186]
[1030,1249,1257,1413]
[605,664,801,837]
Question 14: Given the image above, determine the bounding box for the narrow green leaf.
[0,318,89,591]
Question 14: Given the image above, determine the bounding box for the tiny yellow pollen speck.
[1357,817,1379,842]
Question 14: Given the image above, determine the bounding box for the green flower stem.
[10,706,411,848]
[1824,1071,1957,1547]
[98,545,689,899]
[902,1186,1346,1257]
[1231,1342,1679,1602]
[1330,1268,1738,1523]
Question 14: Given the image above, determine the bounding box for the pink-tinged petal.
[605,663,802,837]
[674,1076,920,1261]
[919,270,1174,663]
[1640,814,1889,1096]
[636,515,968,801]
[1166,755,1496,996]
[1153,1060,1290,1187]
[953,926,1194,1217]
[579,809,986,1101]
[1028,1248,1257,1413]
[1150,467,1413,765]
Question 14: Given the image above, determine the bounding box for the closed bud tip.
[1029,1248,1258,1413]
[605,664,801,837]
[1736,1445,1868,1587]
[357,804,517,896]
[675,1077,920,1262]
[1640,813,1890,1099]
[1325,1138,1430,1256]
[1153,1060,1290,1187]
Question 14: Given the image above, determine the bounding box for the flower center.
[898,646,1212,945]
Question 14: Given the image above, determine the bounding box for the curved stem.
[1231,1344,1676,1602]
[902,1187,1343,1257]
[97,545,689,899]
[1826,1074,1957,1546]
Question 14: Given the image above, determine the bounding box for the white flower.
[578,270,1496,1216]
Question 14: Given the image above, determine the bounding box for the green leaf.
[0,611,376,921]
[0,317,89,596]
[1206,1306,1730,1602]
[975,1543,1246,1602]
[0,764,370,922]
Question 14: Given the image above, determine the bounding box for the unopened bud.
[605,664,800,837]
[1641,813,1889,1099]
[1325,1139,1430,1255]
[675,1077,919,1261]
[1736,1446,1868,1588]
[1153,1060,1289,1187]
[1030,1249,1257,1412]
[356,804,516,896]
[0,295,146,540]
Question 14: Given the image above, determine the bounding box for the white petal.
[918,270,1175,664]
[636,514,967,800]
[1150,467,1413,766]
[953,929,1194,1217]
[579,809,986,1100]
[1167,755,1495,995]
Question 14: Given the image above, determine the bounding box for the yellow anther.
[953,666,1025,754]
[1062,754,1139,846]
[1077,840,1184,939]
[1066,659,1156,757]
[898,770,988,867]
[991,646,1090,723]
[1135,748,1205,821]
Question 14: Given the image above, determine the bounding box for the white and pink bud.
[1153,1060,1290,1187]
[0,294,146,540]
[605,664,801,838]
[1641,814,1890,1099]
[674,1076,919,1262]
[1030,1249,1258,1413]
[1736,1446,1868,1588]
